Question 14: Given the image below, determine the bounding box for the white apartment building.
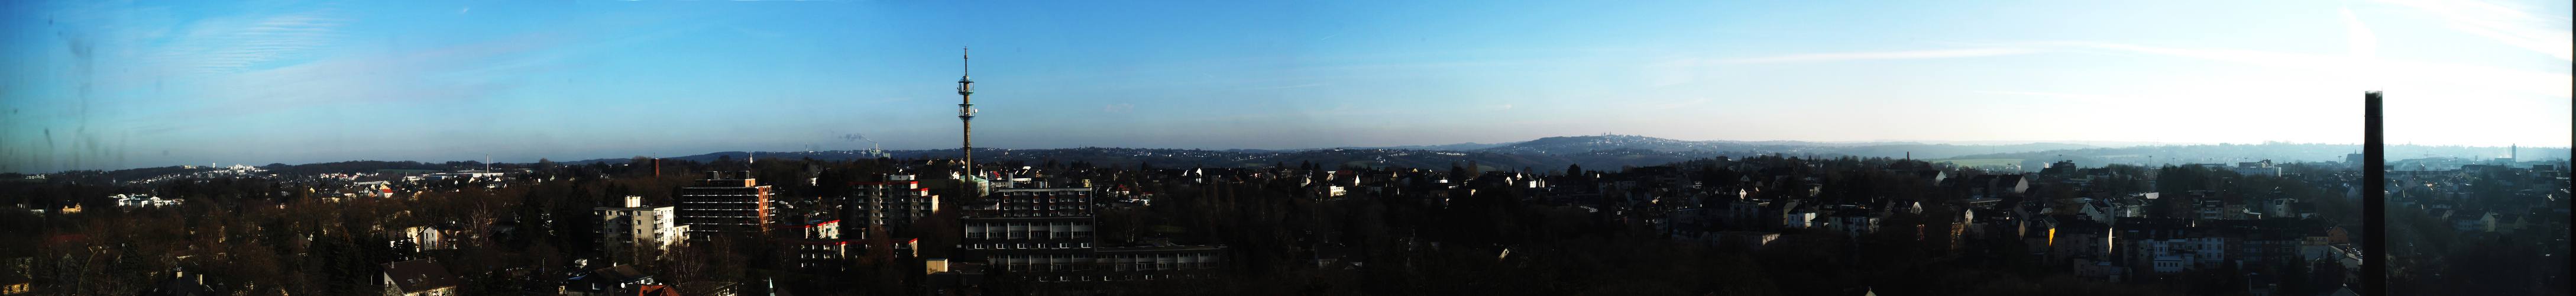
[597,195,685,250]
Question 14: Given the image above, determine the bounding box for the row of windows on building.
[964,221,1096,239]
[679,215,763,220]
[972,242,1092,249]
[863,212,930,218]
[853,194,934,200]
[996,205,1085,210]
[985,213,1092,218]
[1033,274,1201,282]
[856,205,934,210]
[985,189,1095,217]
[857,195,935,200]
[603,220,667,227]
[679,205,765,210]
[987,253,1219,272]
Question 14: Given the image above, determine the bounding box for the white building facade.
[597,196,684,250]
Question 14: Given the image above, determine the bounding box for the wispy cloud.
[1720,47,2046,63]
[2370,0,2572,60]
[1978,91,2134,105]
[156,30,581,123]
[149,9,354,75]
[2342,8,2378,58]
[1649,98,1711,109]
[1245,83,1325,90]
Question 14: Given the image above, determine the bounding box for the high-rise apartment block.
[850,174,940,230]
[679,171,774,235]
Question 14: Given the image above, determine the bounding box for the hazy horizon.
[57,136,2576,170]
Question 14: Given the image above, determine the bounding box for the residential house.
[562,265,655,296]
[380,259,460,296]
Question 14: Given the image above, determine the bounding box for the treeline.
[1053,157,2186,295]
[260,160,462,175]
[2150,164,2360,224]
[1947,143,2569,168]
[2,155,2223,295]
[0,155,892,295]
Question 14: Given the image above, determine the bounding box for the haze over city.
[3,0,2568,173]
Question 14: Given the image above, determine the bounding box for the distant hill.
[1472,134,2099,159]
[57,134,2567,182]
[1332,141,1517,151]
[558,134,2128,172]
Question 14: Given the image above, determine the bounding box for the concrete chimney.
[2362,91,2386,296]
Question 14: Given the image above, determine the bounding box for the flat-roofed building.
[678,171,773,235]
[950,186,1225,282]
[597,195,685,250]
[976,187,1094,217]
[769,218,919,270]
[850,174,940,230]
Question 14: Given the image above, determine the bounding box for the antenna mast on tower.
[957,47,978,179]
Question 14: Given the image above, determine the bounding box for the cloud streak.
[1720,47,2046,63]
[156,30,583,123]
[2343,8,2378,58]
[1245,83,1325,90]
[1651,98,1712,109]
[1979,91,2134,105]
[148,10,354,75]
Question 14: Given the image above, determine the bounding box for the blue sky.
[2,0,2568,172]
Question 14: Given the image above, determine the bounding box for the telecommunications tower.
[956,48,978,177]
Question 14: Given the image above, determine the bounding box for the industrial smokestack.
[2362,91,2386,296]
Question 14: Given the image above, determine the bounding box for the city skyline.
[3,0,2569,173]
